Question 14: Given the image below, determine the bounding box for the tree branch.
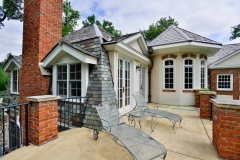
[0,13,7,23]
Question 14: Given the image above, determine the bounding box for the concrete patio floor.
[2,103,219,160]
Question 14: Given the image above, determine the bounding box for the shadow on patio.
[1,103,219,160]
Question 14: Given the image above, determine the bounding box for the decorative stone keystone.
[199,91,216,118]
[211,99,240,160]
[26,95,60,146]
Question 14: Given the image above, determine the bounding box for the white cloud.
[0,0,240,61]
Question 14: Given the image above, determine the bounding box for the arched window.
[164,59,174,89]
[200,59,206,88]
[183,58,194,89]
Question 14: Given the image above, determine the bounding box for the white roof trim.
[3,58,21,72]
[152,41,222,50]
[122,33,148,54]
[209,49,240,67]
[209,64,240,69]
[42,43,98,67]
[103,42,151,65]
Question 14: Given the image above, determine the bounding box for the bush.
[0,67,9,91]
[0,90,5,98]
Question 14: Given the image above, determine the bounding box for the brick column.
[211,99,240,160]
[195,89,206,107]
[199,91,216,118]
[26,95,60,146]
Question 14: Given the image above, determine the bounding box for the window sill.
[10,92,19,95]
[163,90,176,92]
[217,89,233,91]
[183,90,194,92]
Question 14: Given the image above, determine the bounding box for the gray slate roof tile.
[208,43,240,65]
[148,25,221,46]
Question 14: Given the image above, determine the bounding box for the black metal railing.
[58,96,88,131]
[0,103,29,157]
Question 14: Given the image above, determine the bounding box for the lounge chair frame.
[94,102,167,160]
[131,92,182,133]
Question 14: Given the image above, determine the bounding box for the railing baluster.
[25,104,29,146]
[2,108,5,156]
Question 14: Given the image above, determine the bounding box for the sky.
[0,0,240,62]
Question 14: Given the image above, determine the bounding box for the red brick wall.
[19,0,62,103]
[210,68,240,100]
[212,105,240,159]
[200,94,212,118]
[19,0,62,145]
[29,100,58,145]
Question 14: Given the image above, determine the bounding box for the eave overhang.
[3,58,21,72]
[151,41,222,56]
[42,42,98,68]
[103,42,151,66]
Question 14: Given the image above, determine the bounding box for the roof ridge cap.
[174,26,192,41]
[93,24,102,37]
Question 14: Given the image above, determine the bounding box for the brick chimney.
[19,0,62,103]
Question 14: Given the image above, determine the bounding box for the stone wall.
[210,68,240,100]
[1,81,19,106]
[78,38,117,130]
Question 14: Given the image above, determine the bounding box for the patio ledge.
[211,99,240,109]
[26,95,60,102]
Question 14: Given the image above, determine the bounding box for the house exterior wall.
[1,81,19,106]
[151,52,205,105]
[210,68,240,100]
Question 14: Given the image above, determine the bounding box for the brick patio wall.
[27,95,59,146]
[211,99,240,160]
[19,0,62,145]
[195,89,206,108]
[199,91,216,118]
[210,68,240,100]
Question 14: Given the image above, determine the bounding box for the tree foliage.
[0,0,23,28]
[62,0,80,37]
[82,14,121,37]
[143,16,178,42]
[0,53,10,91]
[230,24,240,40]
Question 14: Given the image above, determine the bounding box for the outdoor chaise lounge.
[131,92,182,133]
[94,102,167,160]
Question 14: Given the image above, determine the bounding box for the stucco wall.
[151,52,205,105]
[128,40,143,54]
[216,52,240,66]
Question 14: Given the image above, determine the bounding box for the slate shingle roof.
[106,32,140,43]
[62,24,112,44]
[12,55,22,65]
[208,43,240,65]
[148,25,221,47]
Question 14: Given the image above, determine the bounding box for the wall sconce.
[136,65,141,71]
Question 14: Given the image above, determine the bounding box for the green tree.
[62,0,80,37]
[0,0,23,28]
[82,14,121,37]
[0,67,8,91]
[143,16,178,42]
[230,24,240,40]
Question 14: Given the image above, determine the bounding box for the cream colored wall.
[151,52,204,105]
[128,40,143,54]
[216,52,240,66]
[108,51,118,92]
[217,95,233,100]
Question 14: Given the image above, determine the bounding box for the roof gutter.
[148,47,154,103]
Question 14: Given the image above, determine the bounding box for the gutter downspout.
[148,47,153,103]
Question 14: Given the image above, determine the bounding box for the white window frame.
[217,74,233,91]
[163,58,175,90]
[200,59,207,89]
[183,57,195,90]
[11,70,19,94]
[53,62,88,98]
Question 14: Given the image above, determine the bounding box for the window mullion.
[67,64,70,98]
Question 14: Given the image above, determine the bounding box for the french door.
[139,66,146,99]
[118,58,131,114]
